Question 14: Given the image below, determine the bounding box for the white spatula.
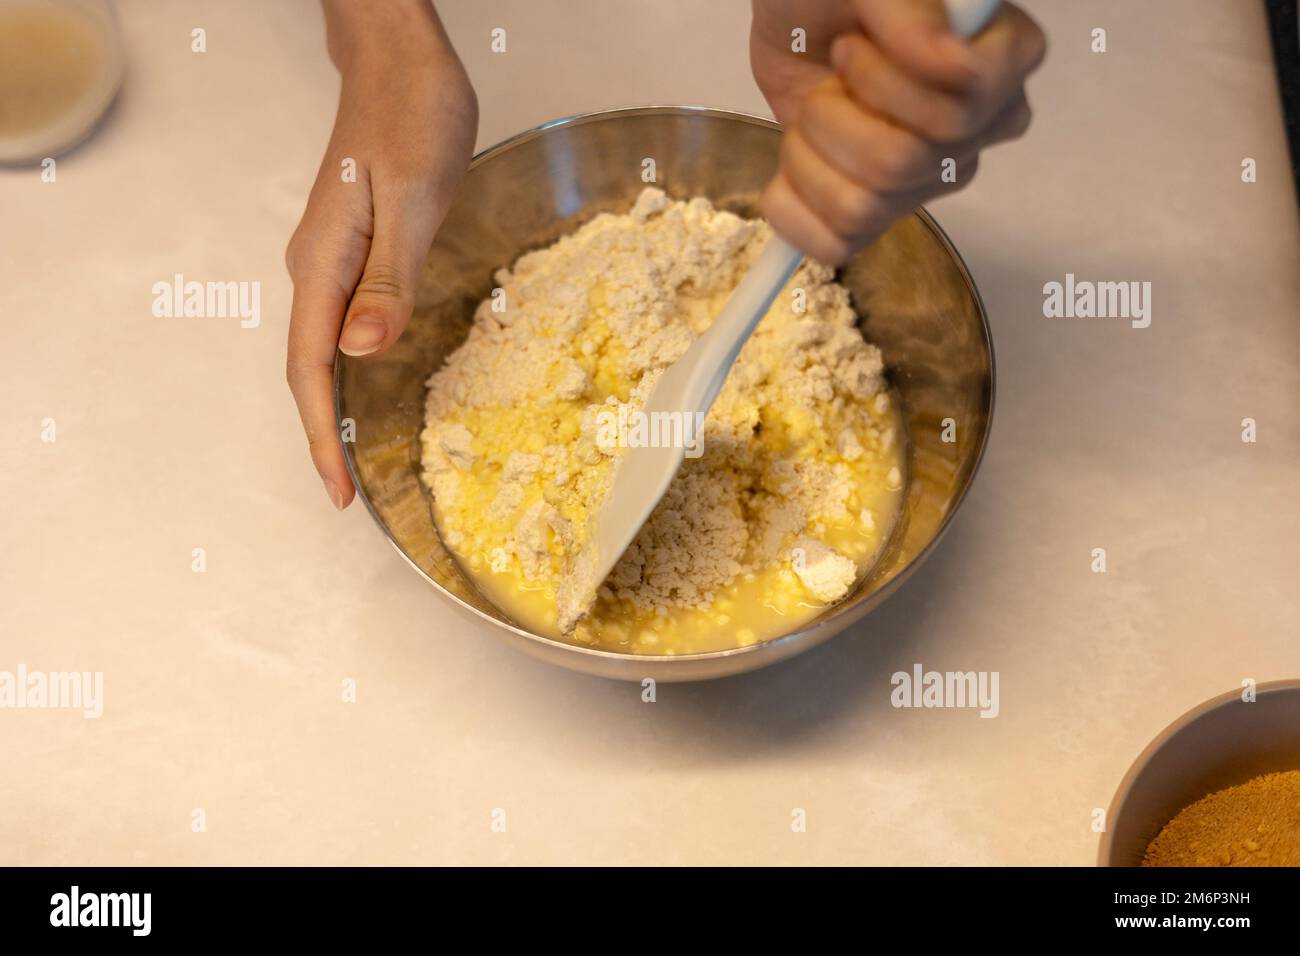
[574,0,1002,626]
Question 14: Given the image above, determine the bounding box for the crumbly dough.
[791,537,859,603]
[420,188,900,638]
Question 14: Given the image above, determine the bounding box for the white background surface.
[2,0,1297,865]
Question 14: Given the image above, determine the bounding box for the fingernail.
[322,477,345,511]
[339,315,387,356]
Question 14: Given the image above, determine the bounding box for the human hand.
[286,0,477,509]
[750,0,1045,264]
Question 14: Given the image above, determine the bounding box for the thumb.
[338,187,439,358]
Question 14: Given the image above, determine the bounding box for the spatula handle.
[945,0,1002,39]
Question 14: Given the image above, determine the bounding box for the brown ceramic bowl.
[1099,680,1300,866]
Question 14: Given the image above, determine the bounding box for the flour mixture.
[420,188,905,654]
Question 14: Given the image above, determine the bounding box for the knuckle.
[778,130,801,170]
[285,356,327,398]
[305,429,332,453]
[932,96,978,142]
[805,82,839,114]
[832,188,879,236]
[816,234,853,268]
[842,55,881,107]
[354,262,409,302]
[1023,21,1048,73]
[381,167,430,200]
[1011,101,1033,137]
[869,139,924,192]
[800,90,837,142]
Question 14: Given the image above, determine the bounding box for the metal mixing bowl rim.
[1096,678,1300,866]
[335,104,997,667]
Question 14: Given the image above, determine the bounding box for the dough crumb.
[438,423,475,470]
[791,538,858,603]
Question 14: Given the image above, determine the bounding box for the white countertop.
[2,0,1297,865]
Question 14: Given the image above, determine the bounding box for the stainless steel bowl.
[336,106,994,681]
[1099,680,1300,866]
